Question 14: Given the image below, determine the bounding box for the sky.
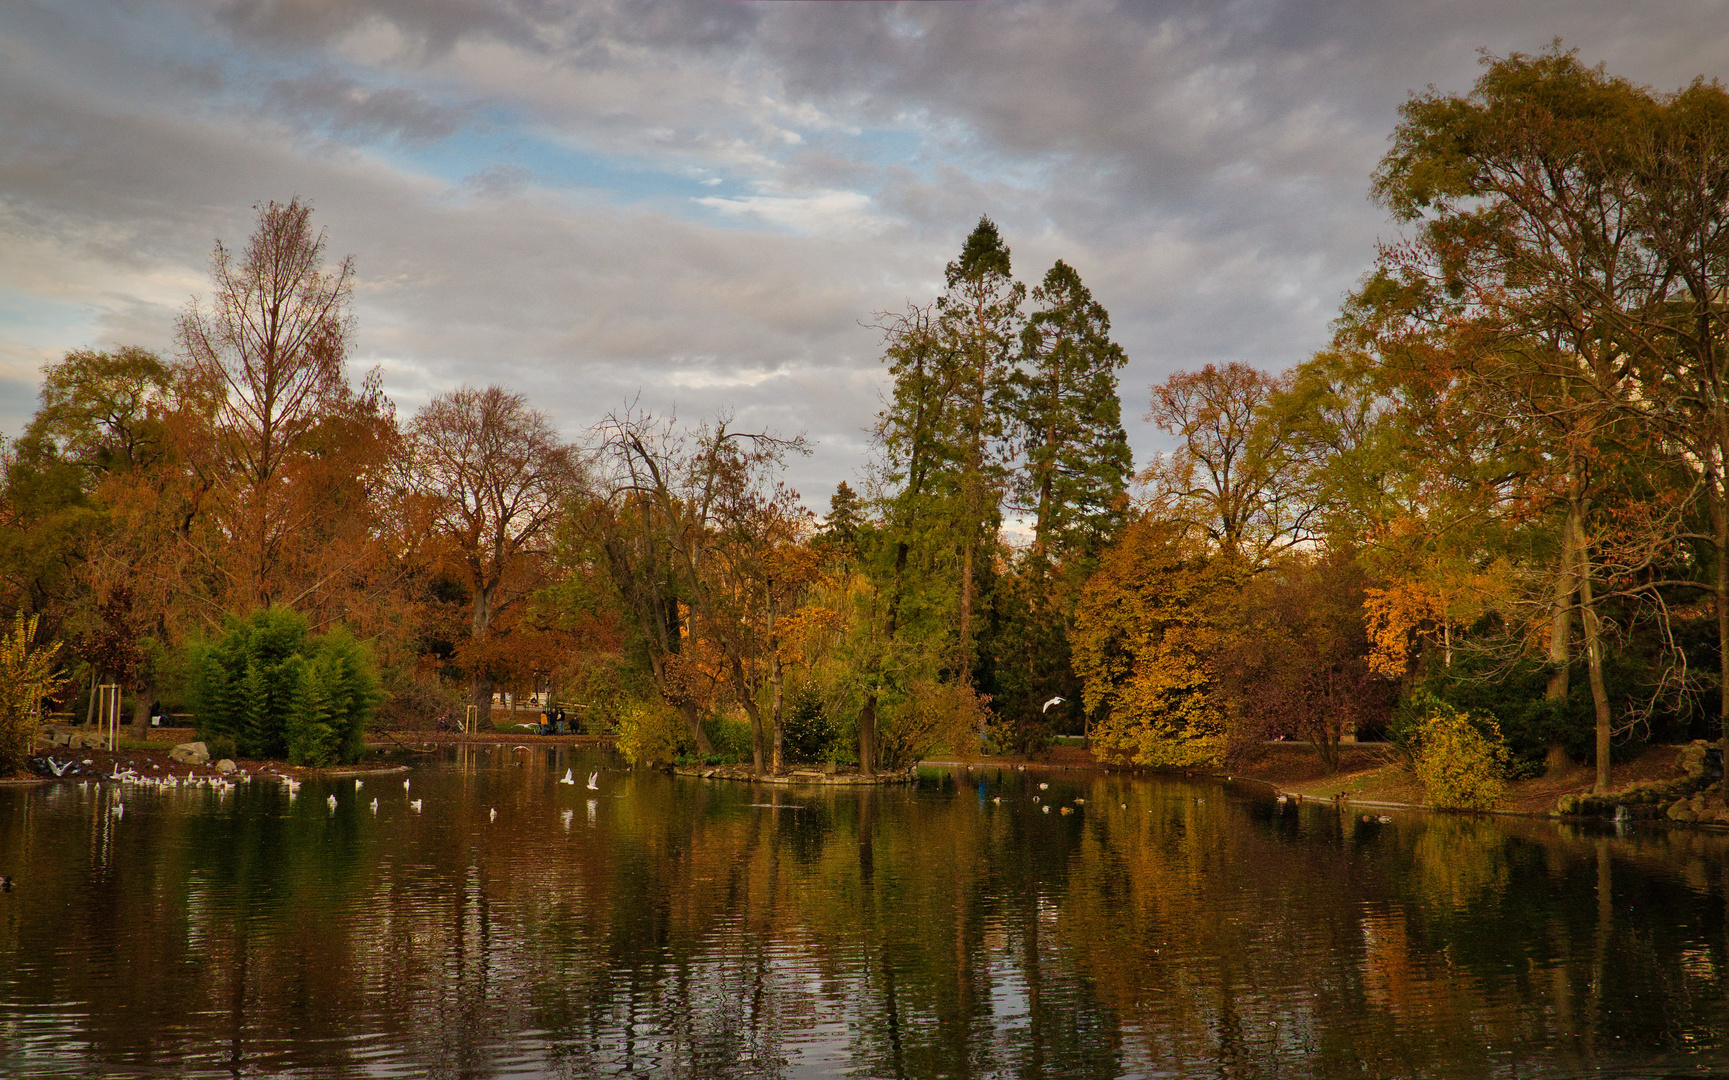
[2,0,1727,506]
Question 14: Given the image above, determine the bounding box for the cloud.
[3,0,1728,504]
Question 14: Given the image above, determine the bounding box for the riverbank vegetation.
[4,48,1729,799]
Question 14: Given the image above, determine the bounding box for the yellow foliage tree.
[1071,517,1238,767]
[1,613,64,776]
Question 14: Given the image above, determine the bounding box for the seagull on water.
[490,807,497,822]
[371,798,379,814]
[403,778,411,793]
[354,780,363,791]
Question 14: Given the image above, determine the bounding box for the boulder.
[215,758,238,774]
[169,741,210,765]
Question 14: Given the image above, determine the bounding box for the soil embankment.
[930,740,1704,818]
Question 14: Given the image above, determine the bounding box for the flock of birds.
[35,748,1389,834]
[48,755,613,827]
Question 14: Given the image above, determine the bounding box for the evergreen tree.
[1012,259,1132,571]
[936,217,1025,679]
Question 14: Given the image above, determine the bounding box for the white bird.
[1041,696,1066,713]
[354,780,363,791]
[559,769,576,785]
[410,799,422,813]
[490,807,497,822]
[1038,782,1049,791]
[285,777,301,794]
[403,778,411,792]
[371,798,379,814]
[45,758,74,777]
[586,772,599,791]
[1041,805,1050,814]
[327,794,338,812]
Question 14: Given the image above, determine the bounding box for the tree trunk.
[677,699,713,756]
[1715,487,1729,786]
[1546,514,1575,701]
[1572,506,1614,794]
[770,651,785,774]
[731,655,766,776]
[470,673,493,729]
[859,693,878,777]
[958,535,975,683]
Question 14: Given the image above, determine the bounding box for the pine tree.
[1012,260,1131,571]
[935,216,1024,679]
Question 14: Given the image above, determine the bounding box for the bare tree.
[1142,362,1317,566]
[176,197,356,608]
[405,386,581,713]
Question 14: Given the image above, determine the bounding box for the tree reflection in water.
[2,752,1728,1078]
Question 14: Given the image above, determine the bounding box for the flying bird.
[586,772,599,791]
[1041,696,1065,713]
[410,799,423,813]
[559,769,576,785]
[371,798,379,814]
[490,807,497,822]
[327,794,338,812]
[354,780,363,791]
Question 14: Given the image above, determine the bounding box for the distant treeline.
[6,48,1729,788]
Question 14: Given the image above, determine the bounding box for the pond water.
[3,747,1728,1079]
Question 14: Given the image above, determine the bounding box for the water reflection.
[3,754,1728,1078]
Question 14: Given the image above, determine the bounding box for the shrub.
[0,613,63,776]
[190,608,379,765]
[286,629,380,767]
[782,689,837,765]
[614,700,686,765]
[203,734,239,762]
[1409,695,1509,811]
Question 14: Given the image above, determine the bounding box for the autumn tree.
[579,411,807,765]
[1071,516,1239,766]
[404,385,581,714]
[1143,362,1315,568]
[1372,49,1683,791]
[177,198,366,610]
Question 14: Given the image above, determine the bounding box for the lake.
[2,745,1727,1078]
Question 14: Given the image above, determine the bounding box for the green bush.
[782,689,837,764]
[704,712,754,764]
[203,734,239,762]
[614,700,686,765]
[1409,694,1509,811]
[190,608,379,766]
[1,613,63,776]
